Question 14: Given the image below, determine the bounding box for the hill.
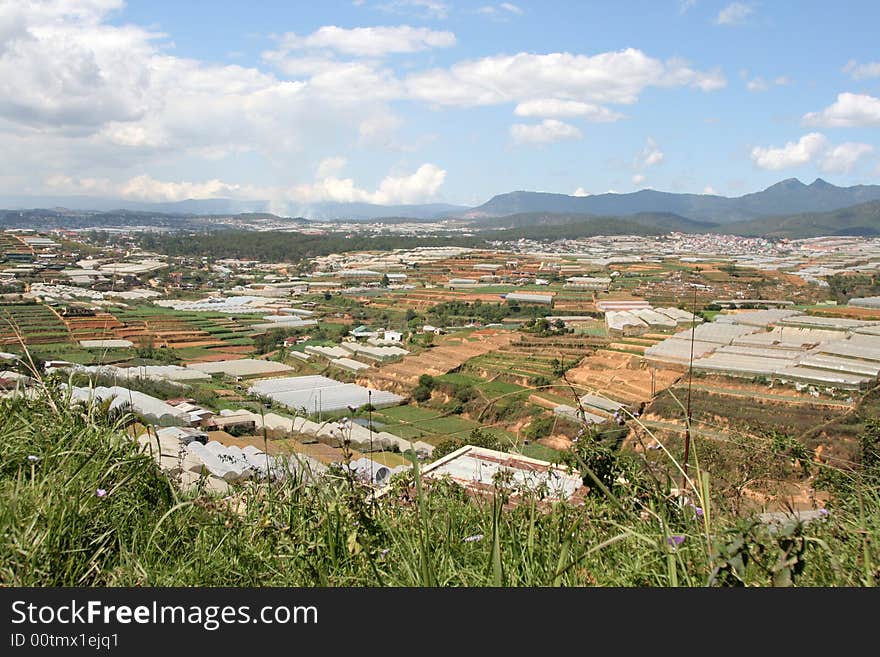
[724,200,880,238]
[468,179,880,224]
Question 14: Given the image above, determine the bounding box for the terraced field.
[461,334,603,384]
[0,303,69,345]
[372,404,517,447]
[361,329,516,388]
[60,310,124,342]
[564,348,682,405]
[110,306,259,354]
[0,233,31,256]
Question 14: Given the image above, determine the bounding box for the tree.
[381,273,390,287]
[860,419,880,479]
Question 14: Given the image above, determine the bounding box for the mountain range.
[466,178,880,224]
[3,178,880,235]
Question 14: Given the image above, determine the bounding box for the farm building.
[447,278,479,288]
[69,386,189,426]
[304,345,351,359]
[605,310,648,336]
[505,292,554,306]
[248,375,403,414]
[564,276,612,290]
[186,359,295,379]
[596,300,652,312]
[849,296,880,309]
[645,313,880,390]
[331,357,371,372]
[712,299,795,308]
[419,445,583,502]
[78,339,134,349]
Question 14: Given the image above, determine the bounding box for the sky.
[1,0,879,211]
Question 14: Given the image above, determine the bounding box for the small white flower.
[463,533,484,543]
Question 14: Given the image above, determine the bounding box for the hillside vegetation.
[722,200,880,238]
[2,382,879,586]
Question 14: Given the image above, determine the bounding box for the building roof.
[420,445,582,501]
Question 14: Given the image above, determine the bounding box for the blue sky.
[1,0,879,210]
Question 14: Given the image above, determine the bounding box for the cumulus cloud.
[749,133,873,173]
[46,173,269,203]
[405,49,725,107]
[703,185,717,195]
[293,162,446,204]
[47,162,447,205]
[843,60,880,80]
[750,133,829,170]
[268,25,456,58]
[716,2,754,25]
[632,173,646,185]
[638,137,664,167]
[803,92,880,128]
[513,98,623,121]
[509,119,583,144]
[0,3,728,204]
[820,142,874,174]
[572,187,590,197]
[315,156,348,178]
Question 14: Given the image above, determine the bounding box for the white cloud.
[843,60,880,80]
[632,173,646,185]
[750,133,829,170]
[269,25,456,58]
[638,137,664,167]
[820,142,874,174]
[751,133,874,173]
[509,119,583,144]
[513,98,623,121]
[46,173,269,203]
[703,185,717,195]
[378,0,450,19]
[500,3,523,14]
[358,112,404,144]
[293,162,446,204]
[716,2,754,25]
[47,163,447,205]
[745,74,790,92]
[803,92,880,128]
[405,49,725,107]
[572,187,590,197]
[679,0,698,13]
[477,3,523,18]
[746,77,769,92]
[0,3,731,204]
[316,156,348,178]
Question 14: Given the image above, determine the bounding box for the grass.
[2,378,880,586]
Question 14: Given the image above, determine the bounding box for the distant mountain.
[722,200,880,238]
[0,194,468,221]
[467,179,880,224]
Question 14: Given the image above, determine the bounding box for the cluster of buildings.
[645,309,880,390]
